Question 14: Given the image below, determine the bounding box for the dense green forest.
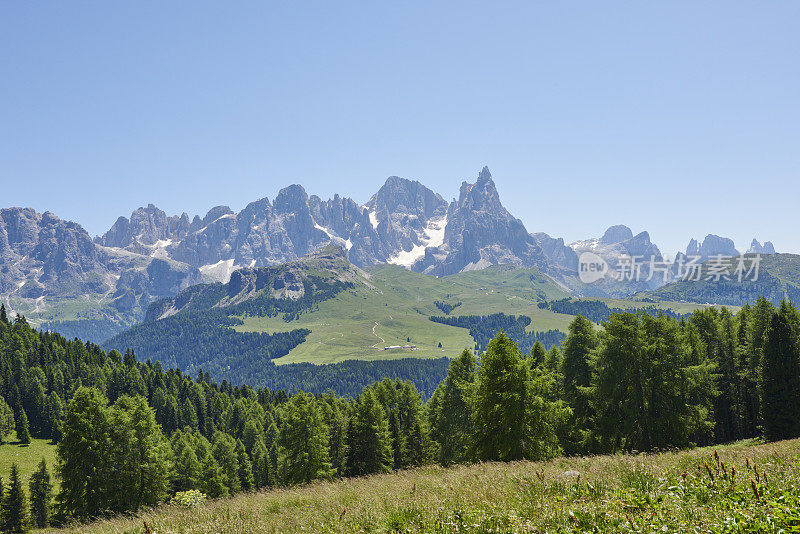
[429,312,566,352]
[537,298,683,323]
[1,296,800,530]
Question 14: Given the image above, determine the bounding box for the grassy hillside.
[0,432,58,492]
[641,253,800,306]
[235,264,575,364]
[238,265,725,365]
[108,247,729,367]
[44,438,800,533]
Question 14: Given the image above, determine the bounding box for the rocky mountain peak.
[454,167,502,212]
[274,184,309,214]
[686,234,739,260]
[368,176,447,220]
[600,225,634,245]
[748,239,776,255]
[202,206,234,225]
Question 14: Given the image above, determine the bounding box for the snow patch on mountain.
[388,216,447,268]
[199,259,236,283]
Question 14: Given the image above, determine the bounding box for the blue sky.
[2,2,798,255]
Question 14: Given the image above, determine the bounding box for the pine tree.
[429,349,476,465]
[1,464,29,533]
[561,315,598,451]
[278,392,334,485]
[345,389,393,476]
[15,408,30,445]
[714,309,743,442]
[199,455,228,498]
[28,459,52,528]
[760,301,800,441]
[473,332,566,461]
[57,387,112,519]
[592,313,701,452]
[235,439,254,491]
[529,341,547,368]
[108,395,171,512]
[0,304,8,324]
[0,397,15,445]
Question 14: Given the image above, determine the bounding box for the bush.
[170,490,207,507]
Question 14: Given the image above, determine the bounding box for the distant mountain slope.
[0,207,200,340]
[639,253,800,306]
[105,246,574,381]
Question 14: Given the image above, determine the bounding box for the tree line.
[429,312,565,352]
[537,297,683,324]
[2,297,800,530]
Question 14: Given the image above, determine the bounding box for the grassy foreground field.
[45,438,800,533]
[0,432,58,491]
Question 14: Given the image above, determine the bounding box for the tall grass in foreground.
[44,438,800,533]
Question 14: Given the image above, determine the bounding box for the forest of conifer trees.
[1,297,800,531]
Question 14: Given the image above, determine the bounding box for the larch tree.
[760,301,800,441]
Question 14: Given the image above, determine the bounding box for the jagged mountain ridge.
[0,166,780,341]
[90,166,572,282]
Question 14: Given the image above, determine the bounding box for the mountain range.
[0,166,779,341]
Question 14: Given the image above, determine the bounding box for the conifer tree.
[235,439,254,491]
[760,301,800,441]
[0,397,15,444]
[28,459,51,529]
[1,464,29,533]
[0,304,7,325]
[544,346,563,373]
[199,455,228,498]
[212,432,241,494]
[561,315,598,446]
[530,341,547,368]
[714,309,743,442]
[57,387,111,519]
[278,392,334,484]
[345,389,393,476]
[473,333,565,461]
[173,441,202,492]
[15,408,30,445]
[592,313,702,452]
[429,349,476,465]
[109,395,171,511]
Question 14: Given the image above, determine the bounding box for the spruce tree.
[57,387,112,519]
[199,455,228,498]
[760,301,800,441]
[0,397,15,445]
[28,459,51,528]
[561,315,598,445]
[15,408,30,445]
[278,392,334,484]
[530,341,547,368]
[1,464,29,533]
[0,304,7,324]
[429,349,476,465]
[473,332,566,461]
[345,389,393,476]
[235,439,254,491]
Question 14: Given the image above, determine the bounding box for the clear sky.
[2,2,798,256]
